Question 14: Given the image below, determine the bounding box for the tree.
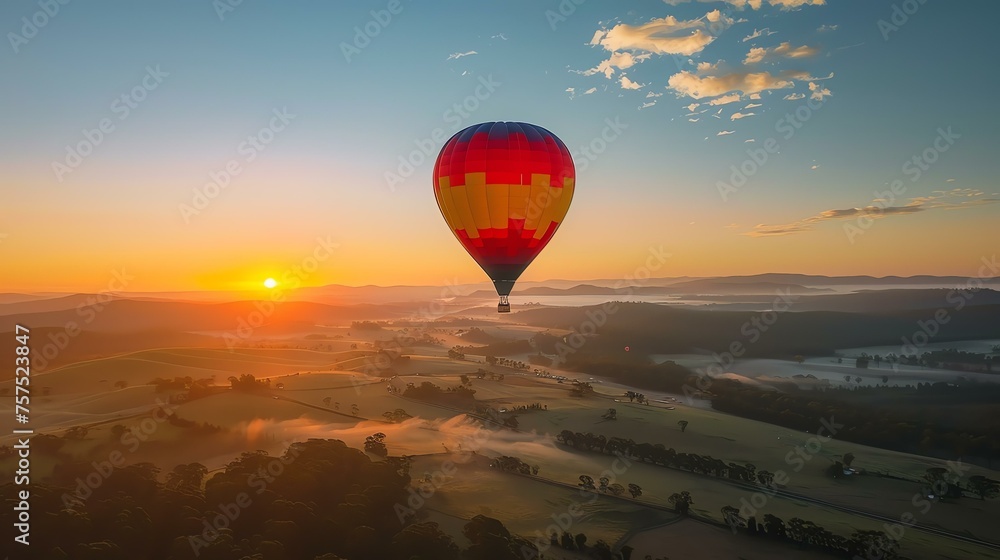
[578,475,596,491]
[601,408,617,420]
[351,403,360,416]
[677,420,689,432]
[968,475,1000,500]
[323,396,332,407]
[574,533,587,550]
[668,491,693,515]
[627,483,643,498]
[756,470,774,487]
[364,432,388,456]
[881,375,889,384]
[794,355,804,364]
[114,380,128,389]
[166,462,207,492]
[721,505,745,530]
[607,483,625,496]
[460,374,470,385]
[843,452,856,468]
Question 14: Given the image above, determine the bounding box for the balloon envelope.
[432,122,575,308]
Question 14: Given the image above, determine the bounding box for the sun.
[263,278,278,289]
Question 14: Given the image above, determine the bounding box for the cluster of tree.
[516,302,1000,359]
[489,455,539,475]
[365,432,388,456]
[507,403,547,412]
[710,380,1000,462]
[721,509,899,559]
[351,320,387,330]
[226,374,271,393]
[3,439,547,559]
[576,475,644,500]
[382,409,413,423]
[402,381,477,408]
[475,368,505,381]
[623,391,649,404]
[482,355,530,370]
[447,348,465,360]
[456,327,502,344]
[543,530,628,560]
[570,381,595,397]
[557,430,776,488]
[564,356,697,394]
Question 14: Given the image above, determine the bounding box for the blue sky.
[2,0,999,291]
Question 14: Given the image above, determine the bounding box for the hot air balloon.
[433,122,575,313]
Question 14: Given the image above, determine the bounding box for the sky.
[2,0,999,292]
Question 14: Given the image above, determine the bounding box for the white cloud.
[750,93,762,100]
[688,117,700,122]
[743,28,776,42]
[744,42,818,64]
[731,111,756,120]
[664,0,763,8]
[591,10,734,57]
[745,139,756,143]
[744,103,762,108]
[684,102,701,112]
[770,0,825,9]
[621,75,644,89]
[708,93,741,105]
[809,81,831,100]
[584,87,597,95]
[717,130,735,136]
[744,47,767,64]
[446,51,478,60]
[580,51,651,79]
[667,70,805,99]
[817,24,838,32]
[640,101,657,109]
[784,92,805,100]
[646,91,663,98]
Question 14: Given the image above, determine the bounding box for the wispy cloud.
[743,189,998,237]
[668,69,807,99]
[446,51,478,60]
[744,42,819,64]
